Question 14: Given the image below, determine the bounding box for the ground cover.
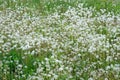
[0,0,120,80]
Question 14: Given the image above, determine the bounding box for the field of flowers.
[0,0,120,80]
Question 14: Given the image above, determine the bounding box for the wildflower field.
[0,0,120,80]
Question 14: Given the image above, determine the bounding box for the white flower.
[17,64,23,70]
[88,77,94,80]
[106,56,113,62]
[106,66,111,70]
[104,78,108,80]
[59,67,63,71]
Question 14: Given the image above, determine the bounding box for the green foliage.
[0,49,38,80]
[0,0,120,15]
[81,0,120,14]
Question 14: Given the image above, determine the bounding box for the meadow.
[0,0,120,80]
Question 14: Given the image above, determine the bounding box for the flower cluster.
[0,3,120,80]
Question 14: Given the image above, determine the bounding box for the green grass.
[0,49,38,80]
[0,0,120,15]
[0,0,79,15]
[81,0,120,14]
